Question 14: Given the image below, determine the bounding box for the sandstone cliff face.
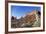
[11,10,41,28]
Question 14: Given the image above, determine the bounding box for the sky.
[11,6,41,19]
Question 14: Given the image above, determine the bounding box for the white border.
[8,3,43,32]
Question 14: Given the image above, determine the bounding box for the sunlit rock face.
[24,11,37,23]
[20,10,41,27]
[11,10,41,28]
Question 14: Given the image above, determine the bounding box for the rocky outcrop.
[11,10,41,28]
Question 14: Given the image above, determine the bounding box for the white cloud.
[17,16,21,19]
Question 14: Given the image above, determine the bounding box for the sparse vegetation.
[11,11,41,28]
